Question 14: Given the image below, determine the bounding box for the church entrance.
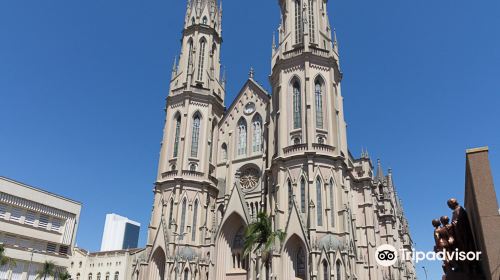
[282,234,307,280]
[216,213,249,280]
[148,247,166,280]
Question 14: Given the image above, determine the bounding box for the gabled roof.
[216,179,251,236]
[219,78,270,126]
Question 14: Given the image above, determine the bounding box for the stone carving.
[240,167,260,191]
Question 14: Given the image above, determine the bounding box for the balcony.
[283,144,307,155]
[312,143,335,154]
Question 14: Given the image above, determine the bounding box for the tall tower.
[143,0,224,279]
[268,0,354,278]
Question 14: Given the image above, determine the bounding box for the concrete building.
[0,176,81,280]
[137,0,417,279]
[100,214,140,252]
[68,248,144,280]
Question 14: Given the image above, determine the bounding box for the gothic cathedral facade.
[139,0,416,279]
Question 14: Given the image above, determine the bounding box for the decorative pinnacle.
[249,67,255,79]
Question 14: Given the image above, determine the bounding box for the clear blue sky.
[1,0,499,279]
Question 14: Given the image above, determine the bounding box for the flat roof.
[0,176,82,205]
[466,146,489,154]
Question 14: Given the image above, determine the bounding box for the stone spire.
[376,159,384,181]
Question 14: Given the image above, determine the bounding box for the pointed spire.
[249,67,255,79]
[376,159,384,181]
[387,168,393,188]
[222,66,226,87]
[272,32,276,56]
[171,56,177,75]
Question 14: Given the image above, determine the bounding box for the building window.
[191,114,201,157]
[192,200,199,241]
[46,242,57,253]
[184,270,189,280]
[252,114,263,153]
[330,179,335,225]
[180,199,187,239]
[59,245,69,255]
[189,163,197,171]
[0,204,7,219]
[309,0,315,43]
[88,273,92,280]
[315,79,324,128]
[191,17,195,25]
[114,272,119,280]
[288,180,293,212]
[293,81,302,129]
[187,39,194,71]
[316,177,323,226]
[336,261,342,280]
[221,143,228,161]
[318,136,325,144]
[294,0,303,44]
[168,198,174,229]
[197,39,206,81]
[296,247,306,278]
[293,137,301,145]
[76,273,80,280]
[173,115,181,157]
[323,260,329,280]
[202,16,208,25]
[237,118,247,156]
[39,214,49,229]
[51,218,63,231]
[105,272,110,280]
[9,207,23,222]
[300,178,306,213]
[25,210,36,225]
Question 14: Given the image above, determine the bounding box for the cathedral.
[137,0,416,279]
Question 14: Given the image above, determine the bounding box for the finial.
[272,32,276,50]
[376,159,384,180]
[172,56,177,74]
[249,67,255,79]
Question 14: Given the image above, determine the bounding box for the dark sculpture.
[432,199,481,279]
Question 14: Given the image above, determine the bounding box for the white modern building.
[0,176,81,280]
[137,0,417,279]
[100,214,140,252]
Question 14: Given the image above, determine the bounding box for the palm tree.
[243,212,286,262]
[36,261,56,280]
[57,270,72,280]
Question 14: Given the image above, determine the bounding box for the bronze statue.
[432,219,441,252]
[447,199,476,254]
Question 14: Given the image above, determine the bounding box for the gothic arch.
[215,212,248,279]
[148,247,166,280]
[282,234,308,280]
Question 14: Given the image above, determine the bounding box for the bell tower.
[144,0,224,279]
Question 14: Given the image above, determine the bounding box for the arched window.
[114,272,118,280]
[315,79,324,128]
[187,39,194,71]
[252,114,262,153]
[309,0,316,43]
[294,0,303,44]
[293,81,302,129]
[88,273,92,280]
[180,198,187,239]
[191,17,195,25]
[329,179,335,225]
[197,39,207,81]
[296,247,306,278]
[184,269,189,280]
[323,260,329,280]
[336,261,342,280]
[288,180,293,212]
[173,115,181,157]
[96,273,101,280]
[76,273,80,280]
[202,16,208,25]
[221,143,228,160]
[192,200,199,241]
[316,177,323,226]
[300,178,306,213]
[237,118,247,155]
[105,272,110,280]
[168,198,174,229]
[191,113,201,157]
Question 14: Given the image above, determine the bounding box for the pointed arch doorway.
[215,213,249,280]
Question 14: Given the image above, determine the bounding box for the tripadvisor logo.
[375,244,398,267]
[375,244,482,267]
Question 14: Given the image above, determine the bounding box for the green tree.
[0,244,9,266]
[57,270,72,280]
[243,212,286,262]
[36,261,56,280]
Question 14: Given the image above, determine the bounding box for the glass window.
[315,80,324,128]
[221,143,228,160]
[336,261,342,280]
[252,115,263,153]
[51,218,63,231]
[237,119,247,156]
[317,177,323,226]
[192,200,199,241]
[168,199,174,229]
[288,180,293,212]
[39,214,49,229]
[191,114,201,157]
[173,116,181,157]
[330,179,335,225]
[295,0,303,44]
[25,211,36,226]
[46,242,57,253]
[309,0,316,43]
[296,247,306,278]
[293,81,302,129]
[323,261,329,280]
[0,204,7,219]
[197,40,206,81]
[114,272,119,280]
[300,178,306,213]
[9,207,23,222]
[202,16,208,25]
[180,199,187,239]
